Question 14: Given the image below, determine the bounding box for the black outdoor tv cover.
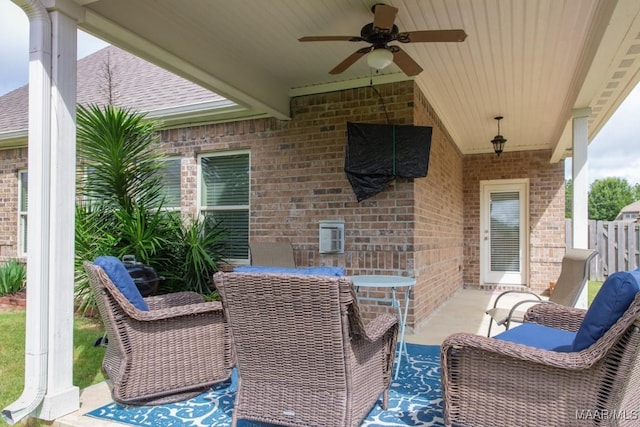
[345,122,432,201]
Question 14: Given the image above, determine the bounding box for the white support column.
[3,2,79,423]
[34,9,79,419]
[571,107,591,309]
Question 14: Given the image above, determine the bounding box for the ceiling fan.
[299,3,467,76]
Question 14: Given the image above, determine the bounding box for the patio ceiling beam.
[79,10,292,120]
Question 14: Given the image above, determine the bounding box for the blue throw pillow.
[94,256,149,311]
[572,269,640,351]
[494,323,577,352]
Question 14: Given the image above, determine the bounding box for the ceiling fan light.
[367,48,394,70]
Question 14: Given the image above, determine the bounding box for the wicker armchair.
[213,272,398,427]
[84,262,233,405]
[442,291,640,427]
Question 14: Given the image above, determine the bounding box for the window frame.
[156,156,182,212]
[18,170,28,256]
[197,150,250,263]
[479,179,530,286]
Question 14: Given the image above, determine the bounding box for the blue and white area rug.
[86,343,443,426]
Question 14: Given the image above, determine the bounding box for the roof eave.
[0,102,266,147]
[0,130,28,149]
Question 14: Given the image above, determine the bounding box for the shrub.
[0,259,26,296]
[74,105,228,311]
[160,215,227,295]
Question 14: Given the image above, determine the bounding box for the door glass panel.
[490,191,520,272]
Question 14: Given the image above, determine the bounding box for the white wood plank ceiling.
[76,0,640,158]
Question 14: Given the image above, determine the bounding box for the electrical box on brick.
[319,220,345,254]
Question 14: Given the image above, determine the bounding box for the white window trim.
[18,170,27,256]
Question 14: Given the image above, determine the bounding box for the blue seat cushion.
[572,269,640,351]
[494,323,577,351]
[233,265,345,276]
[94,256,149,311]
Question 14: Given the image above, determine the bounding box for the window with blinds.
[490,191,520,272]
[18,171,27,254]
[199,152,250,261]
[157,158,181,209]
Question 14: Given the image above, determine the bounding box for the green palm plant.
[75,105,168,308]
[113,204,172,264]
[77,104,164,211]
[161,216,227,295]
[74,202,120,313]
[75,105,227,310]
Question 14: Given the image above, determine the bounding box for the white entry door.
[480,180,529,285]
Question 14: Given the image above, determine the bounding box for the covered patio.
[4,0,640,424]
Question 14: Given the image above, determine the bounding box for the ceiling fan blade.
[391,47,423,76]
[398,30,467,43]
[373,4,398,32]
[299,35,364,42]
[329,47,372,74]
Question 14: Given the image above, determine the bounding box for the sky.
[565,82,640,186]
[2,0,640,186]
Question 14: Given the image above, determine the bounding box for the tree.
[565,179,573,219]
[74,105,226,312]
[588,177,634,221]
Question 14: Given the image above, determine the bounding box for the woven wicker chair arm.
[524,302,586,331]
[442,332,594,370]
[145,291,204,310]
[360,313,398,342]
[128,300,224,322]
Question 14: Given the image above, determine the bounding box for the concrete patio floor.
[50,288,533,427]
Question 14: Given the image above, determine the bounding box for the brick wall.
[462,150,566,292]
[411,88,465,325]
[0,147,27,260]
[157,80,470,327]
[160,81,424,323]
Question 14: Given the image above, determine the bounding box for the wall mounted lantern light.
[491,116,507,157]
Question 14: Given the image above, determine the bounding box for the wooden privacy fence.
[566,219,640,281]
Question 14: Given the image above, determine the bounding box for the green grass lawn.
[588,280,603,306]
[0,312,106,426]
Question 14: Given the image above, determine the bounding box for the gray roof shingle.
[0,46,227,133]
